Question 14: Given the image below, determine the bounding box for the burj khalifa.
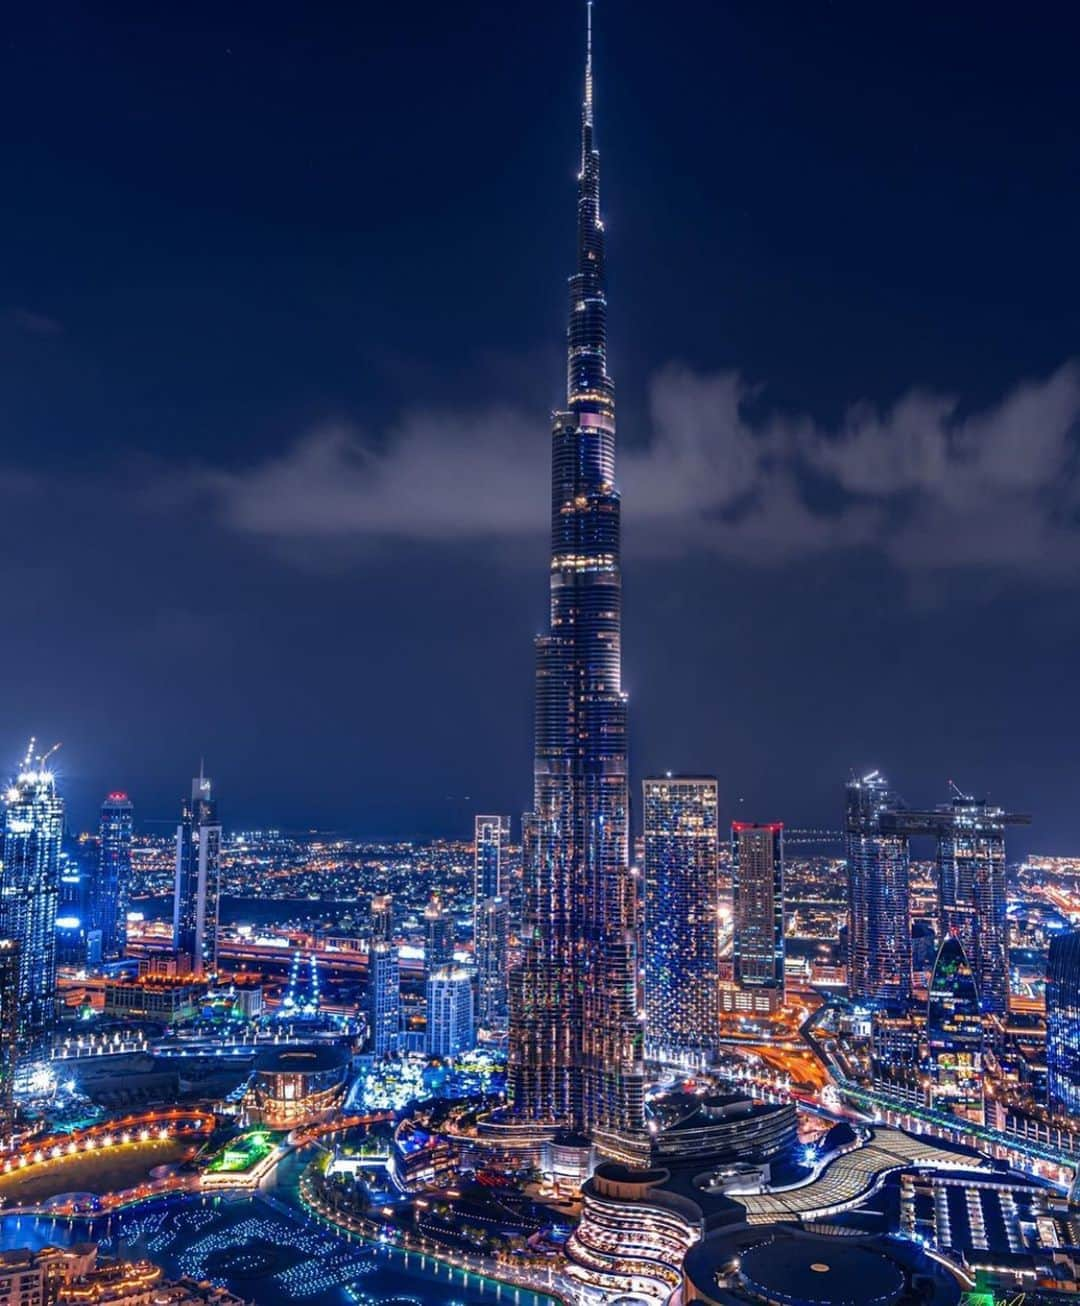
[508,3,645,1160]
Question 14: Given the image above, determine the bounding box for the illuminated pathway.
[0,1109,214,1176]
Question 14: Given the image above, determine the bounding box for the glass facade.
[845,772,912,1005]
[426,965,474,1059]
[642,777,719,1060]
[0,751,63,1056]
[0,939,18,1137]
[936,795,1009,1016]
[509,4,645,1150]
[367,940,401,1056]
[926,934,984,1123]
[171,772,222,977]
[95,792,133,962]
[474,815,510,906]
[732,821,785,996]
[1046,928,1080,1116]
[475,894,509,1035]
[424,895,454,974]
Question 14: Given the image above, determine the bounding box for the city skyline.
[2,1,1080,845]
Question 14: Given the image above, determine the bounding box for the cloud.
[204,360,1080,579]
[9,308,63,336]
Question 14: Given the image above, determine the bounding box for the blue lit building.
[56,835,92,968]
[95,791,133,962]
[426,965,474,1059]
[475,894,509,1036]
[172,770,222,977]
[732,821,785,1006]
[509,4,645,1154]
[424,894,454,975]
[926,934,984,1123]
[845,772,911,1006]
[0,940,16,1137]
[367,939,400,1056]
[643,776,719,1060]
[0,745,64,1055]
[1047,928,1080,1116]
[474,815,510,907]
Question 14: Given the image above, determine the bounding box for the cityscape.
[2,4,1080,1306]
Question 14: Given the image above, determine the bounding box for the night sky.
[4,1,1080,849]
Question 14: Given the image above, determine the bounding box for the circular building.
[737,1239,904,1306]
[245,1044,349,1128]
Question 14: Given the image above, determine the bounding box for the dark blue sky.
[3,0,1079,849]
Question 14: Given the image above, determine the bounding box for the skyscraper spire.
[584,1,594,129]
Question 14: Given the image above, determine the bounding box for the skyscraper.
[1047,928,1080,1116]
[475,894,509,1036]
[732,822,785,1007]
[172,771,222,978]
[936,793,1009,1017]
[426,965,474,1059]
[474,815,510,908]
[926,934,984,1123]
[95,793,133,962]
[509,4,644,1155]
[845,772,912,1005]
[642,777,719,1060]
[367,940,401,1056]
[424,895,454,974]
[0,745,63,1056]
[0,940,18,1137]
[370,894,393,945]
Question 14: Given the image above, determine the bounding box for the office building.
[426,965,474,1059]
[732,821,785,1008]
[424,895,454,974]
[845,771,912,1005]
[474,815,510,906]
[370,893,393,945]
[95,792,133,961]
[0,744,64,1055]
[926,934,985,1123]
[509,6,645,1154]
[56,837,92,968]
[475,894,509,1035]
[172,771,221,977]
[0,940,17,1138]
[642,777,719,1059]
[1047,928,1080,1116]
[367,939,400,1056]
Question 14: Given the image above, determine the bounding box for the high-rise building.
[367,940,401,1056]
[370,894,393,945]
[424,895,454,974]
[426,965,474,1059]
[1047,928,1080,1116]
[474,815,510,907]
[845,772,911,1005]
[475,895,509,1036]
[926,934,984,1123]
[56,836,92,968]
[508,3,644,1157]
[0,939,17,1138]
[732,822,785,1005]
[642,777,719,1060]
[936,793,1009,1017]
[172,771,222,978]
[95,793,133,962]
[0,744,64,1056]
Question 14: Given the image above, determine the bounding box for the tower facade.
[936,794,1008,1016]
[172,772,222,977]
[424,895,454,974]
[474,815,510,907]
[509,4,644,1151]
[426,965,474,1059]
[845,772,911,1005]
[1047,928,1080,1116]
[367,941,401,1056]
[732,822,785,998]
[0,748,63,1055]
[0,940,17,1138]
[95,792,133,962]
[926,934,984,1123]
[642,777,719,1060]
[475,894,509,1036]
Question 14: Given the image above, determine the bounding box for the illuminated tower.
[0,940,16,1137]
[475,894,509,1036]
[0,744,64,1056]
[643,777,720,1060]
[370,893,393,945]
[509,4,645,1154]
[936,791,1009,1016]
[926,934,984,1123]
[1047,928,1080,1116]
[845,772,911,1005]
[95,792,133,961]
[474,815,510,908]
[367,941,401,1056]
[426,965,474,1059]
[424,895,454,974]
[732,822,785,1005]
[172,769,222,977]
